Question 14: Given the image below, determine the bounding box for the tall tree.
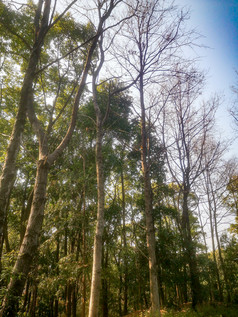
[0,1,117,314]
[114,0,195,312]
[0,0,53,269]
[161,70,219,307]
[202,157,236,302]
[88,34,107,317]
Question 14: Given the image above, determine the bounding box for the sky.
[177,0,238,156]
[175,0,238,242]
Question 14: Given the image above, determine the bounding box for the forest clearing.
[0,0,238,316]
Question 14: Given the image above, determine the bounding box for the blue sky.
[177,0,238,155]
[177,0,238,91]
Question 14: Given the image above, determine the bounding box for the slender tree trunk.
[197,204,214,302]
[181,188,202,308]
[157,263,164,307]
[209,204,223,301]
[81,154,86,317]
[72,286,77,317]
[54,298,59,317]
[0,197,11,276]
[54,234,60,317]
[213,208,231,302]
[66,281,72,317]
[206,169,231,302]
[119,263,122,316]
[205,171,223,301]
[88,124,105,317]
[140,74,160,315]
[0,159,49,316]
[101,246,109,317]
[22,278,30,313]
[173,200,189,304]
[29,283,38,317]
[121,168,128,315]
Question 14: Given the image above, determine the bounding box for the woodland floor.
[161,303,238,317]
[125,303,238,317]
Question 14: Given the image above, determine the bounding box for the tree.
[1,0,118,314]
[201,155,228,302]
[89,74,133,317]
[0,0,53,271]
[161,70,219,307]
[113,0,196,312]
[203,158,238,302]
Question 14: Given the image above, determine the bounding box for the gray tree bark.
[181,186,202,308]
[121,167,128,315]
[140,74,160,315]
[88,2,124,312]
[88,122,105,317]
[206,172,223,301]
[213,202,231,302]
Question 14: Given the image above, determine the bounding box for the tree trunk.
[54,234,60,317]
[206,168,231,302]
[22,278,30,313]
[209,205,223,301]
[20,189,34,245]
[72,286,77,317]
[181,189,202,308]
[157,263,164,307]
[197,204,214,302]
[182,263,188,303]
[81,154,86,317]
[0,201,11,276]
[66,281,72,317]
[29,283,38,317]
[101,246,108,317]
[0,159,49,316]
[140,74,160,315]
[121,168,128,315]
[88,125,105,317]
[119,264,122,316]
[213,207,231,302]
[205,170,223,301]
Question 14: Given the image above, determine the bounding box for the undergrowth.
[142,303,238,317]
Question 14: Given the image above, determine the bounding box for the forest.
[0,0,238,316]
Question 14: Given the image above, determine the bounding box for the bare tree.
[161,70,220,307]
[201,156,236,303]
[111,0,197,312]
